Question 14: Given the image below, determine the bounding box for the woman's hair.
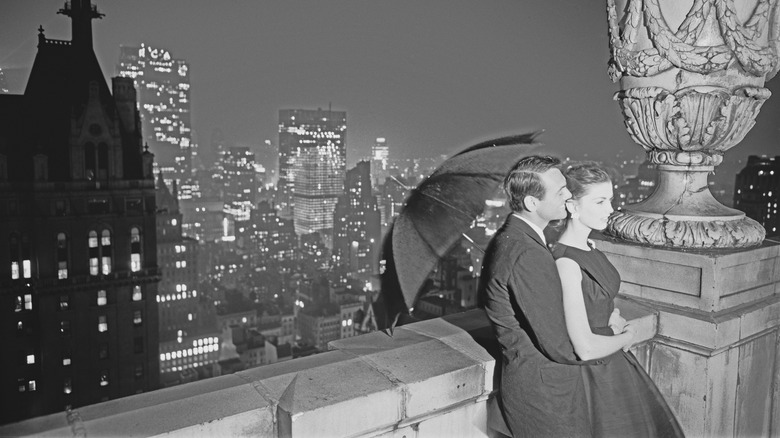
[548,162,612,234]
[564,161,611,200]
[503,155,562,212]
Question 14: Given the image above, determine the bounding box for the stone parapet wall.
[0,305,661,437]
[0,310,502,437]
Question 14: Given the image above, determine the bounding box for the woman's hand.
[621,323,637,352]
[608,308,627,335]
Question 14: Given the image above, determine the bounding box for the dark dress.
[552,243,685,438]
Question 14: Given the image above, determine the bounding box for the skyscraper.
[0,1,159,423]
[278,108,347,237]
[370,137,389,187]
[333,161,381,279]
[155,175,214,385]
[734,155,780,237]
[221,146,257,224]
[117,43,193,197]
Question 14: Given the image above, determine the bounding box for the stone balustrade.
[0,304,658,438]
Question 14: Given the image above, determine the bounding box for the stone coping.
[0,307,658,437]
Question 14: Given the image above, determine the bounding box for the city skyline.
[2,0,778,180]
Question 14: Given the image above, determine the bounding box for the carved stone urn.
[605,0,780,248]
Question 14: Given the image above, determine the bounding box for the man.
[479,155,617,437]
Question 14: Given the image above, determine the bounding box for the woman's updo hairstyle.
[564,161,612,200]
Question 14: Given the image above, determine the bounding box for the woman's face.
[567,181,614,231]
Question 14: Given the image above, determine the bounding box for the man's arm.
[508,246,583,364]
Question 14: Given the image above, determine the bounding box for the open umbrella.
[377,132,543,329]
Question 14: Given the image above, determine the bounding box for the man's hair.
[503,155,562,213]
[564,162,611,199]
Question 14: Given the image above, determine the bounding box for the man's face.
[535,168,571,222]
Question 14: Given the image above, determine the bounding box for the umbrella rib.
[415,191,477,219]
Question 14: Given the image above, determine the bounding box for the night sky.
[1,0,778,178]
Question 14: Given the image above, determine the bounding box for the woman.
[552,163,684,437]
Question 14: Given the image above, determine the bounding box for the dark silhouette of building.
[333,161,381,280]
[0,1,159,424]
[734,155,780,237]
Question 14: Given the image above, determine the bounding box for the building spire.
[58,0,104,50]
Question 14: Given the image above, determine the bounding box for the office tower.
[0,1,159,423]
[333,161,381,279]
[278,108,347,236]
[370,137,389,187]
[246,201,297,272]
[117,43,193,196]
[155,175,214,385]
[221,146,257,224]
[734,155,780,236]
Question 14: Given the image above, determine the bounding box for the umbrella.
[377,131,543,329]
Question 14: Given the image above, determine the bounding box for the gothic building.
[0,1,160,423]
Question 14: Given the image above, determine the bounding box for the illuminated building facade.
[245,201,297,271]
[0,1,159,423]
[278,108,347,235]
[370,137,389,187]
[614,160,658,210]
[221,146,257,224]
[734,155,780,236]
[333,161,381,278]
[116,43,194,198]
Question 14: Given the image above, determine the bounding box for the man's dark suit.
[479,214,610,437]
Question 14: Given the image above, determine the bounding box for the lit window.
[57,233,68,279]
[60,295,69,311]
[130,228,141,272]
[24,294,32,310]
[9,236,21,280]
[97,290,107,306]
[63,353,71,366]
[28,380,36,391]
[98,315,108,333]
[89,231,98,248]
[133,310,142,326]
[64,379,72,394]
[132,286,142,301]
[22,260,31,279]
[99,371,109,387]
[26,354,35,364]
[60,320,71,335]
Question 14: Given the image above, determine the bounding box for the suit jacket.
[479,214,610,438]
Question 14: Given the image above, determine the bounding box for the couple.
[479,156,684,437]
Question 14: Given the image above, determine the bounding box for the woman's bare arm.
[555,257,634,361]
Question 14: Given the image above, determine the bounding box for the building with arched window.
[0,1,160,424]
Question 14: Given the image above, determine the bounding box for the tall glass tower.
[116,44,193,198]
[278,108,347,238]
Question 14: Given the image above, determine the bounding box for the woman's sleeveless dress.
[552,243,685,438]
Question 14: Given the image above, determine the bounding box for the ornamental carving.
[614,85,770,163]
[607,211,766,248]
[607,0,780,81]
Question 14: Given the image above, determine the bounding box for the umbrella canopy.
[378,132,543,328]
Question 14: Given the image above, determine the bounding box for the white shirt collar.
[513,213,546,245]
